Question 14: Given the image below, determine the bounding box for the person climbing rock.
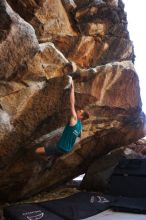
[35,64,89,168]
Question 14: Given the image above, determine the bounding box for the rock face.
[80,147,125,191]
[0,0,39,80]
[0,0,145,202]
[7,0,77,38]
[80,139,146,192]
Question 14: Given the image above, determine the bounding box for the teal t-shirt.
[57,119,82,153]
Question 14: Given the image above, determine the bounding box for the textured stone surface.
[0,60,145,201]
[0,0,145,202]
[80,148,125,191]
[7,0,77,38]
[0,0,39,80]
[51,35,133,68]
[50,0,133,67]
[80,138,146,191]
[7,0,134,68]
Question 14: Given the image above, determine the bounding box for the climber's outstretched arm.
[69,79,77,126]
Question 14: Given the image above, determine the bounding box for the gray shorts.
[44,143,65,157]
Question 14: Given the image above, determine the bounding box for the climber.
[35,64,89,164]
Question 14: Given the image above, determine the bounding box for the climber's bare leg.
[35,146,45,155]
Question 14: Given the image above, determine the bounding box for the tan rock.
[0,105,145,201]
[7,0,133,68]
[74,61,141,109]
[0,0,145,203]
[52,35,133,68]
[0,0,39,80]
[25,42,69,80]
[7,0,77,39]
[0,60,145,201]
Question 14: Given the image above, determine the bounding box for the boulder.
[0,60,145,201]
[0,0,39,80]
[0,0,145,202]
[7,0,77,38]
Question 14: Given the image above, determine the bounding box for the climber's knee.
[35,147,45,155]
